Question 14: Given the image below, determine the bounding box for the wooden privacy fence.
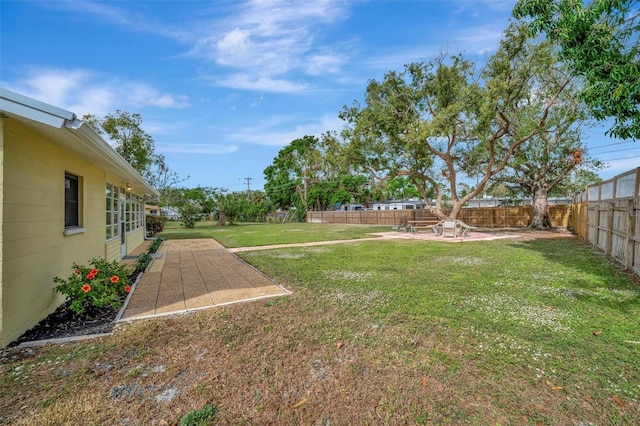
[571,167,640,277]
[306,205,570,228]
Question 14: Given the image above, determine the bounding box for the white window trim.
[64,226,87,236]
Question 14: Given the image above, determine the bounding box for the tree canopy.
[263,134,372,217]
[84,110,185,200]
[85,110,155,175]
[339,24,577,220]
[514,0,640,139]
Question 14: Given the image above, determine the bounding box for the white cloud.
[156,143,238,155]
[16,69,91,106]
[28,1,353,95]
[214,74,309,93]
[121,83,190,108]
[215,28,254,66]
[188,0,350,91]
[5,68,189,116]
[228,114,343,146]
[39,0,192,42]
[452,26,505,55]
[456,0,515,12]
[142,118,192,136]
[305,52,344,75]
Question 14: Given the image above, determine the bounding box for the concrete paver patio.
[119,239,290,321]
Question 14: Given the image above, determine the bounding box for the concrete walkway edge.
[119,238,291,322]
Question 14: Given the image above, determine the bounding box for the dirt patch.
[490,227,576,241]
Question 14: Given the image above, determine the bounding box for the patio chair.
[441,219,458,238]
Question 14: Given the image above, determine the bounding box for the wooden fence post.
[605,202,614,256]
[625,198,635,269]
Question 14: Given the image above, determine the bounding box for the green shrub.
[146,215,166,237]
[179,203,202,229]
[135,252,153,273]
[149,237,164,253]
[54,258,131,315]
[180,404,217,425]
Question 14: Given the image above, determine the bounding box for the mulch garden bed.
[9,270,142,347]
[9,303,121,347]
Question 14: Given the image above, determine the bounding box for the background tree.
[146,155,189,207]
[264,133,374,214]
[315,132,374,208]
[84,111,186,199]
[238,190,274,222]
[85,110,155,175]
[177,202,201,229]
[264,135,322,217]
[169,186,216,228]
[380,176,423,200]
[495,139,601,228]
[552,168,602,197]
[514,0,640,139]
[213,191,240,226]
[339,24,575,220]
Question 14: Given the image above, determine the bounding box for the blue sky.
[2,0,638,192]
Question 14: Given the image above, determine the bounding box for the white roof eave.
[0,88,75,128]
[1,88,159,198]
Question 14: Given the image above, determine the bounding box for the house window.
[65,173,79,227]
[105,184,119,239]
[125,194,144,231]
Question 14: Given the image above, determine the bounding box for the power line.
[589,140,636,150]
[592,147,640,155]
[602,156,640,161]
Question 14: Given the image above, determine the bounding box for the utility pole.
[244,177,252,200]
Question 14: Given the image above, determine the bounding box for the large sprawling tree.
[339,24,577,220]
[484,71,601,228]
[514,0,639,139]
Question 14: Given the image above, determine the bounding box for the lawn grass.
[158,220,390,247]
[1,226,638,424]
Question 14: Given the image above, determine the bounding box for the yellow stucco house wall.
[0,89,159,348]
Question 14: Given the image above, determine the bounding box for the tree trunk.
[531,187,552,229]
[448,202,463,220]
[218,210,226,226]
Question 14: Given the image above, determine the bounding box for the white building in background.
[339,203,366,211]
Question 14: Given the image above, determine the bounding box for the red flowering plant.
[53,258,131,315]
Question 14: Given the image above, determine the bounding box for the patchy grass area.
[158,220,390,247]
[1,231,639,424]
